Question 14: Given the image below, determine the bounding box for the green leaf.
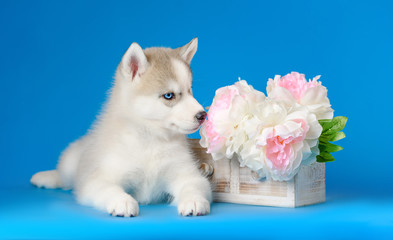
[319,119,332,126]
[330,131,346,142]
[316,155,326,163]
[320,132,333,140]
[325,142,344,152]
[319,119,332,124]
[324,116,348,134]
[318,144,327,152]
[319,119,335,132]
[318,134,331,144]
[318,151,336,162]
[316,154,336,163]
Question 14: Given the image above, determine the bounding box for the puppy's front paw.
[178,196,210,216]
[106,193,139,217]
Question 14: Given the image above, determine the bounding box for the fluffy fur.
[31,38,212,217]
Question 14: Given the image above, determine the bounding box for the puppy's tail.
[31,170,63,189]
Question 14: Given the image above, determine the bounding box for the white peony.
[200,79,265,161]
[267,72,334,120]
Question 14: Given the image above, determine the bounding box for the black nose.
[195,111,207,123]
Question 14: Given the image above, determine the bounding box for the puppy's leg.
[168,164,212,216]
[76,178,139,217]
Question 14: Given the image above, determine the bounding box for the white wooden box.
[189,139,326,207]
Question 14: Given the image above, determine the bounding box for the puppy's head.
[116,38,206,135]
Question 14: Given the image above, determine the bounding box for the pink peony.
[277,72,319,102]
[200,85,240,158]
[265,119,308,171]
[201,121,226,154]
[256,102,322,181]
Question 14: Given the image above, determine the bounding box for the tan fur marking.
[134,48,193,103]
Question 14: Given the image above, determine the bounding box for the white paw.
[106,193,139,217]
[31,170,62,189]
[178,196,210,216]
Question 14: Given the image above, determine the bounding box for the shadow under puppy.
[31,38,212,217]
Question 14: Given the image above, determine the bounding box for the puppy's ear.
[121,42,148,80]
[176,38,198,64]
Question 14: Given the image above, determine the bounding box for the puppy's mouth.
[189,125,202,132]
[172,123,203,134]
[180,125,201,134]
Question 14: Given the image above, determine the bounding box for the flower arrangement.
[200,72,347,181]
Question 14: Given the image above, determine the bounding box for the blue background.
[1,0,392,239]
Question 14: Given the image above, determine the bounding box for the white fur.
[31,39,212,217]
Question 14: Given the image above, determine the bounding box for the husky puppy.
[31,38,212,217]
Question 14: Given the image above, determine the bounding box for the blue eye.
[163,92,175,100]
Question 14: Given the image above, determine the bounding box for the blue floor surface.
[1,186,392,239]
